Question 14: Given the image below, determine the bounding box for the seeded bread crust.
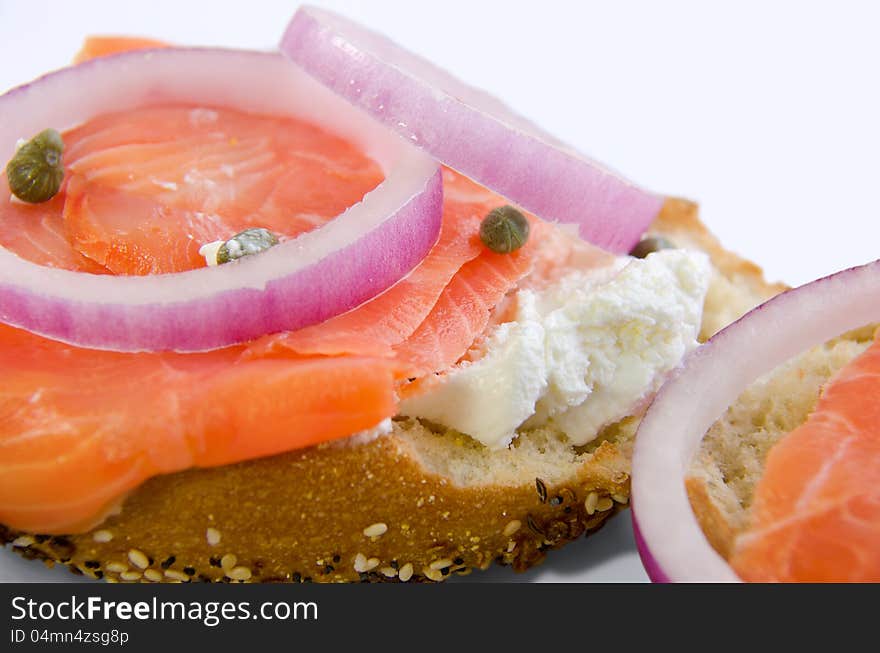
[0,198,783,583]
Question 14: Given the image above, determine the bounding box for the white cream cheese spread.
[399,249,712,449]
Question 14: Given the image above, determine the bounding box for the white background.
[0,0,877,583]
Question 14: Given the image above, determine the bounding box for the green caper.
[5,129,65,203]
[629,236,676,259]
[479,205,530,254]
[217,228,279,264]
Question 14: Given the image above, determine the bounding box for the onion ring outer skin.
[281,6,662,255]
[0,48,443,352]
[632,258,880,582]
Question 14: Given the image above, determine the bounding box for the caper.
[217,228,279,264]
[629,236,675,259]
[479,205,530,254]
[5,128,65,203]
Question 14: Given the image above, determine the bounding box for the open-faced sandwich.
[0,7,782,583]
[634,258,880,582]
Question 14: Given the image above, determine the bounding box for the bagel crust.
[1,199,782,582]
[1,424,632,583]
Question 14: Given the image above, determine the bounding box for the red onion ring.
[280,6,662,254]
[0,48,442,352]
[631,259,880,582]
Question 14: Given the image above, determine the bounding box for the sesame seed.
[429,558,453,571]
[507,541,517,553]
[585,492,599,515]
[11,535,34,548]
[398,563,414,582]
[106,562,127,574]
[352,555,380,573]
[206,528,221,546]
[128,549,149,570]
[227,566,252,581]
[183,566,196,576]
[164,569,190,582]
[612,493,629,504]
[503,520,521,537]
[92,530,113,543]
[596,497,614,512]
[120,571,142,582]
[220,554,238,570]
[380,567,398,578]
[423,567,445,582]
[363,522,388,538]
[144,569,163,582]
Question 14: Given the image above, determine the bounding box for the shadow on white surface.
[455,511,648,583]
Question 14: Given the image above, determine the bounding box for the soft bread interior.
[393,417,638,488]
[687,326,877,558]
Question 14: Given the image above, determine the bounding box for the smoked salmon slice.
[0,323,397,534]
[730,334,880,582]
[1,105,384,275]
[0,181,109,273]
[393,241,542,380]
[243,170,489,361]
[248,170,615,377]
[64,106,384,275]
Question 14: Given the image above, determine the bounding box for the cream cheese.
[398,249,711,449]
